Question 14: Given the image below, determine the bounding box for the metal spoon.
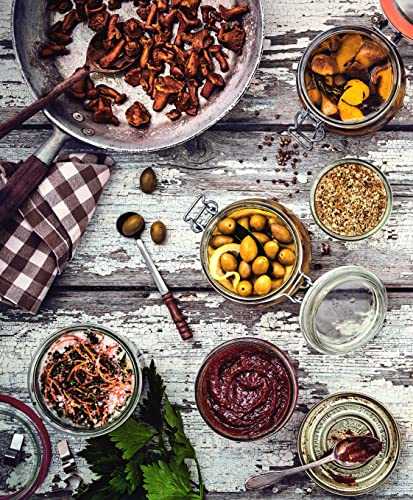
[116,212,193,341]
[0,31,135,140]
[245,436,382,491]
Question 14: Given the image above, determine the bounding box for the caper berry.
[151,220,167,244]
[121,214,145,237]
[140,167,157,194]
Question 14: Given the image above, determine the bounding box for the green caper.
[122,214,145,236]
[151,220,167,244]
[140,167,157,194]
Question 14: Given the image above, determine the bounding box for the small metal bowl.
[310,158,393,241]
[28,324,143,437]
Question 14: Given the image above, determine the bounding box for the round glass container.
[290,25,406,149]
[28,324,142,437]
[0,394,51,499]
[298,392,400,496]
[310,158,393,241]
[299,266,387,355]
[185,196,312,306]
[195,338,299,441]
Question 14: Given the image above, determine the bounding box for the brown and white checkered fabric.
[0,153,112,313]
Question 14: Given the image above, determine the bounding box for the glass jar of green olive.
[184,196,312,306]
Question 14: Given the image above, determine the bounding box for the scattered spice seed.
[314,163,388,238]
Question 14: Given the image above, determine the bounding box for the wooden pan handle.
[0,155,49,224]
[0,66,90,141]
[163,292,193,341]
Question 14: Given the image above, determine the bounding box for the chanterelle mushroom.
[126,101,151,127]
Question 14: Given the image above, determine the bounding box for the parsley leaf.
[142,460,201,500]
[164,398,196,464]
[140,360,165,430]
[110,419,157,460]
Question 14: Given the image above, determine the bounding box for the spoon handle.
[0,66,89,141]
[245,454,334,491]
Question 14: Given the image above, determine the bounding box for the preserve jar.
[184,195,312,306]
[289,4,409,149]
[310,158,393,241]
[195,338,299,441]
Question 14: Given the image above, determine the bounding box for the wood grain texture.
[1,290,413,497]
[1,0,413,498]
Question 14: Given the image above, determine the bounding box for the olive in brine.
[237,280,253,297]
[264,240,279,260]
[252,256,270,276]
[240,236,258,262]
[218,217,236,235]
[221,253,238,272]
[140,167,157,194]
[278,248,296,266]
[271,278,283,290]
[239,261,252,279]
[238,217,250,230]
[254,275,272,296]
[250,214,267,231]
[211,235,234,248]
[151,221,167,244]
[121,214,145,237]
[272,262,285,278]
[270,223,292,243]
[252,232,270,245]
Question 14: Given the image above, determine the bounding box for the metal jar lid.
[299,266,387,355]
[298,392,401,496]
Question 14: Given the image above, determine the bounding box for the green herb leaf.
[109,471,130,494]
[140,360,165,430]
[78,436,123,475]
[110,418,157,460]
[163,398,195,464]
[142,460,201,500]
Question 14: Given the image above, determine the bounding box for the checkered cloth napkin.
[0,153,112,313]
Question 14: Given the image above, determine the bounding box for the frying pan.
[0,0,264,223]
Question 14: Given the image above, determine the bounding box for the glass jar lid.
[381,0,413,40]
[299,266,387,354]
[0,394,51,499]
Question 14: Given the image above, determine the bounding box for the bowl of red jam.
[195,338,298,441]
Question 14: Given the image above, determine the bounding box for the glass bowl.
[28,324,142,437]
[195,338,299,441]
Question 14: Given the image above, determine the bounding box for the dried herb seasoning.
[314,162,388,238]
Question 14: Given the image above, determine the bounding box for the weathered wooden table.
[1,0,413,498]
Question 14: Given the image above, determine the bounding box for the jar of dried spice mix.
[288,1,413,149]
[310,158,393,241]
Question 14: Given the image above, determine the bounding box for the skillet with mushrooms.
[305,32,394,122]
[41,0,250,128]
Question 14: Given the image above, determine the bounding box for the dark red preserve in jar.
[195,338,298,441]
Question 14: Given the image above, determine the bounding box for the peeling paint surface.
[1,0,413,498]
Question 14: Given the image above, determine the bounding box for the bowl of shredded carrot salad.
[28,325,142,437]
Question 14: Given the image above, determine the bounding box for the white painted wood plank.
[1,290,412,496]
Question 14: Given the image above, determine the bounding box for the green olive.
[240,235,258,262]
[252,232,270,245]
[252,256,270,276]
[237,280,253,297]
[278,248,296,266]
[271,278,283,290]
[211,235,234,248]
[270,223,292,243]
[238,216,250,231]
[239,261,251,279]
[140,167,157,194]
[121,214,145,236]
[272,262,286,278]
[264,240,279,260]
[254,275,272,296]
[250,214,267,231]
[150,220,167,244]
[220,252,238,272]
[217,217,236,235]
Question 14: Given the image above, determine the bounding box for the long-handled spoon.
[245,435,382,491]
[0,32,135,140]
[116,212,192,341]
